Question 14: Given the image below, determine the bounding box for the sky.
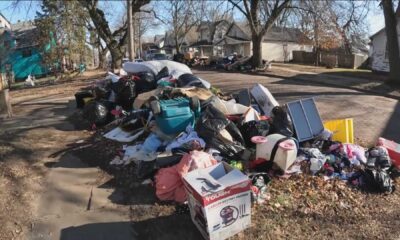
[0,0,387,38]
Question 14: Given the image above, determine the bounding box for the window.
[22,49,32,58]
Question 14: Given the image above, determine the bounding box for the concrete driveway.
[193,69,400,146]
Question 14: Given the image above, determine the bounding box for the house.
[162,31,192,55]
[191,20,233,57]
[8,21,50,80]
[192,20,312,61]
[214,22,252,57]
[261,26,313,62]
[0,13,10,29]
[369,9,400,72]
[0,18,52,80]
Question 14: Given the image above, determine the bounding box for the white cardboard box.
[183,162,251,240]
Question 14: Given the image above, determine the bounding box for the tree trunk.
[382,0,400,83]
[97,47,105,69]
[251,35,263,68]
[0,89,13,118]
[109,46,123,71]
[175,35,180,54]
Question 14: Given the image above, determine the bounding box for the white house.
[261,26,313,62]
[193,20,312,61]
[369,10,400,72]
[214,22,252,57]
[191,20,232,57]
[0,13,11,29]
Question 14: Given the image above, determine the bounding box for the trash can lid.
[251,136,268,144]
[279,141,295,150]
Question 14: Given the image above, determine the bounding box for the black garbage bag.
[75,91,94,109]
[357,169,394,193]
[269,106,294,137]
[93,86,111,100]
[111,78,136,111]
[196,105,245,158]
[83,100,115,127]
[136,160,157,180]
[239,120,270,148]
[134,71,157,93]
[177,73,206,88]
[155,66,169,80]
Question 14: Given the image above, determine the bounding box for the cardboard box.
[183,162,251,240]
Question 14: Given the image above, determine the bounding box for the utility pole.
[127,0,135,61]
[138,14,142,59]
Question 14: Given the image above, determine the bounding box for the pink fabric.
[342,143,367,164]
[155,151,218,203]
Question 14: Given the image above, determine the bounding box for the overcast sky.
[0,0,386,38]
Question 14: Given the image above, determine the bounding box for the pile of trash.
[73,60,400,240]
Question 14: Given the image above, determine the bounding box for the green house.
[0,19,53,81]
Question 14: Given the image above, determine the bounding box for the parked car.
[151,53,168,60]
[122,58,143,64]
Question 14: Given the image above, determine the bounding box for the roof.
[225,22,251,41]
[11,21,38,49]
[214,35,251,46]
[264,26,311,44]
[370,14,400,39]
[154,34,164,44]
[370,28,385,40]
[189,40,213,47]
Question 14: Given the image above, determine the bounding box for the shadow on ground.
[60,221,134,240]
[59,214,202,240]
[381,101,400,142]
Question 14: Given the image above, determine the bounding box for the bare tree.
[328,1,371,54]
[229,0,291,68]
[158,0,203,54]
[381,0,400,83]
[202,1,234,22]
[80,0,150,69]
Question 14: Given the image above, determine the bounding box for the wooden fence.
[292,51,368,69]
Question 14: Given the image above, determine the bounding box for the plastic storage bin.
[323,118,354,144]
[153,97,199,135]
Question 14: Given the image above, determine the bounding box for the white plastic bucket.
[251,134,297,172]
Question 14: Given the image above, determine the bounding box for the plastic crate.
[323,118,354,144]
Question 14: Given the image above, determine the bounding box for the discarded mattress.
[123,60,191,78]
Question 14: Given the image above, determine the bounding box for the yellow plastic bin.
[323,118,354,144]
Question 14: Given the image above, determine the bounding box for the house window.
[22,49,32,58]
[218,31,223,39]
